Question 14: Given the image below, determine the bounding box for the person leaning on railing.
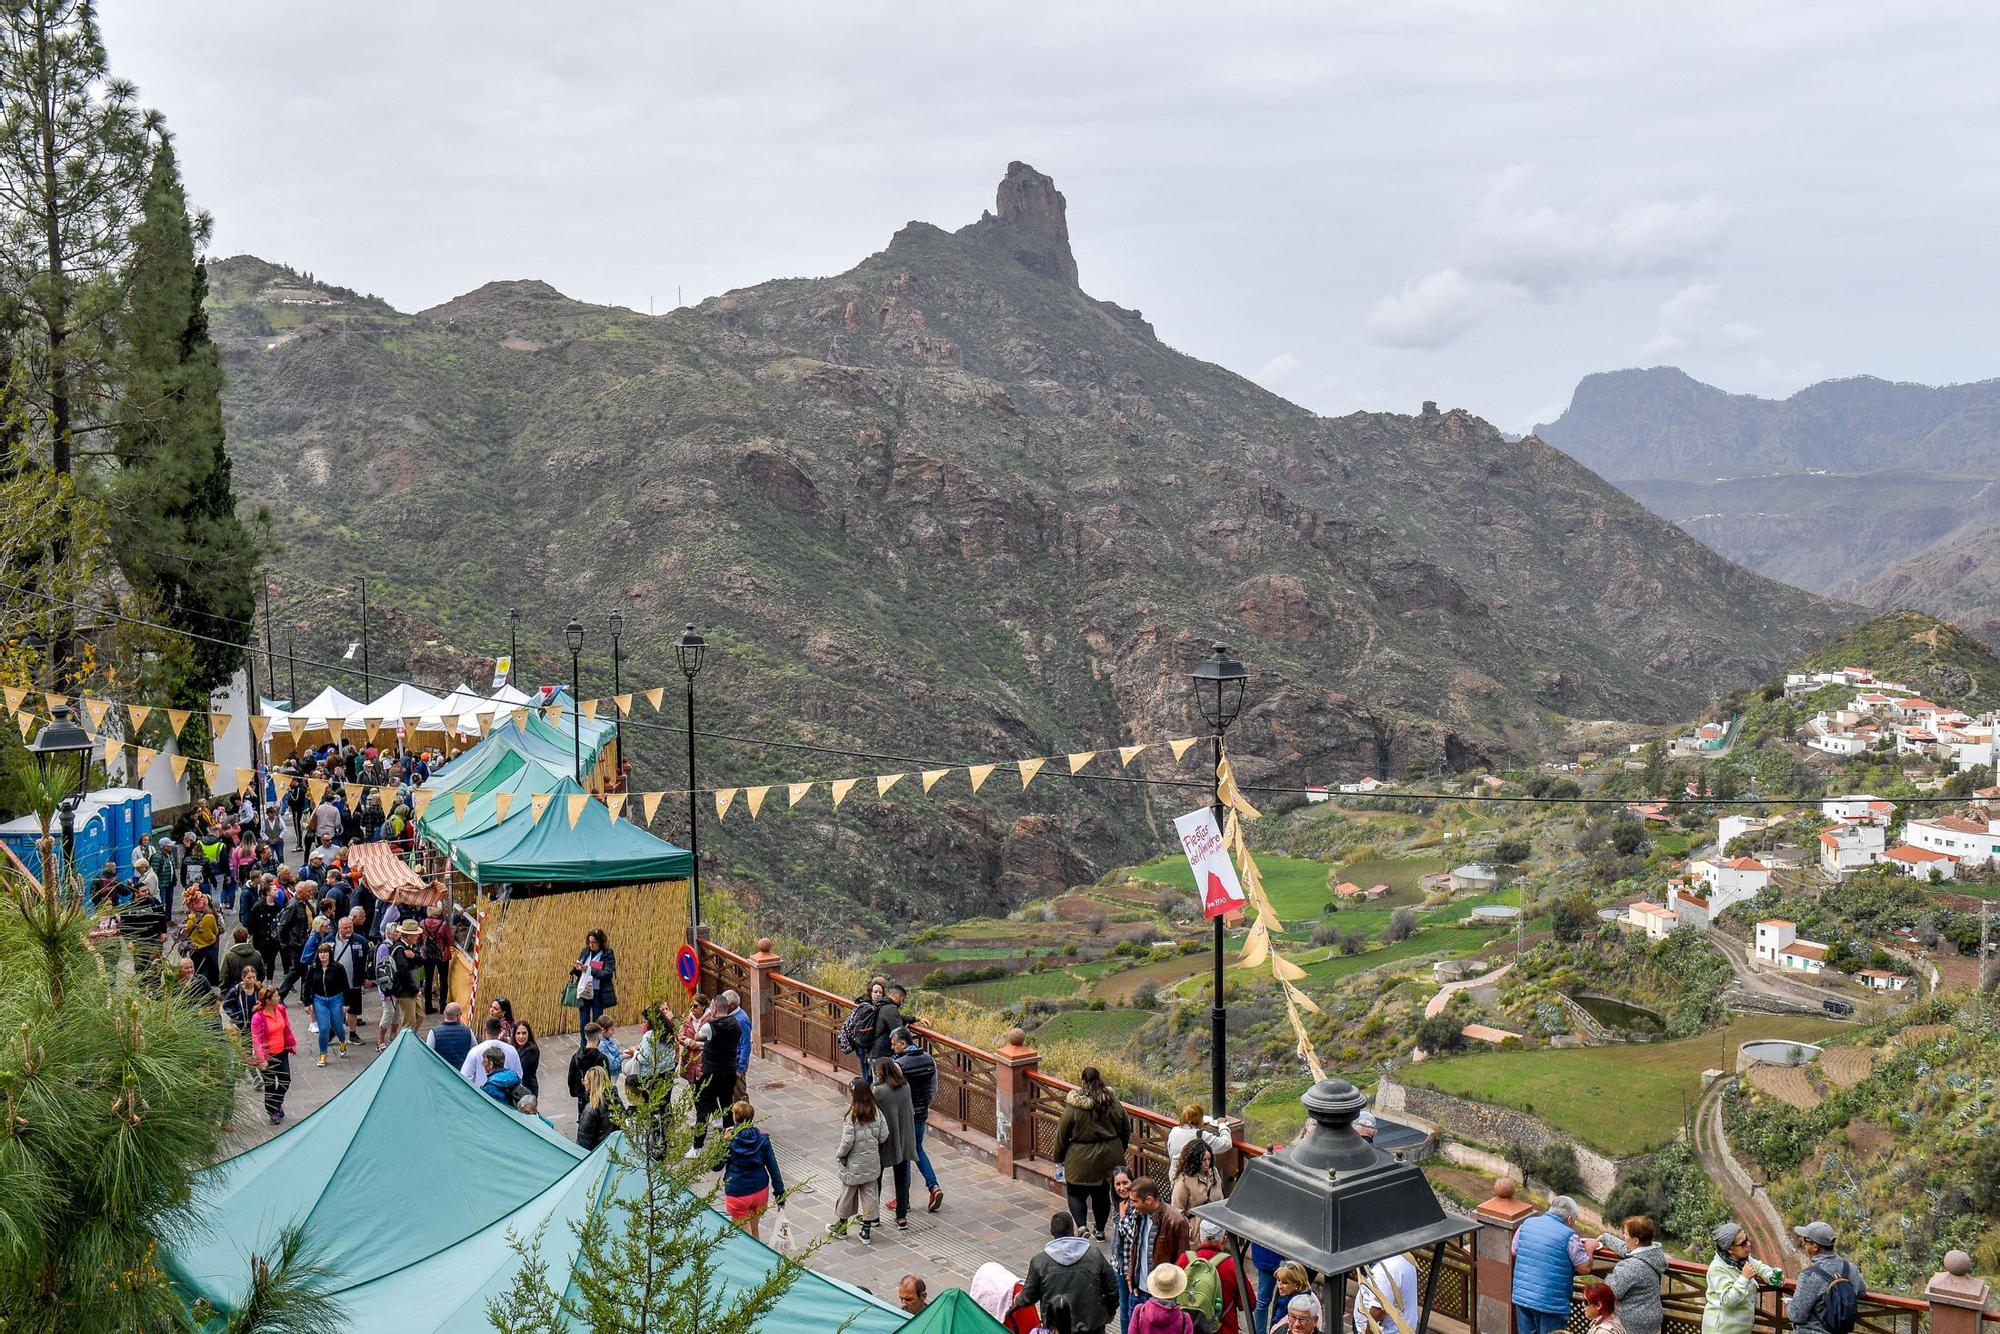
[1704,1223,1782,1334]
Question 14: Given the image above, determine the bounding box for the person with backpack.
[838,978,887,1075]
[1702,1223,1780,1334]
[1787,1221,1861,1334]
[892,1027,944,1213]
[1132,1265,1197,1334]
[1016,1211,1119,1332]
[569,1020,610,1117]
[1350,1252,1418,1334]
[419,904,453,1013]
[381,919,425,1047]
[1176,1217,1241,1334]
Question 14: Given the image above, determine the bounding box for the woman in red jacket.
[249,985,298,1124]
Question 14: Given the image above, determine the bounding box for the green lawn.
[1404,1014,1848,1155]
[1132,852,1336,930]
[1334,856,1448,898]
[939,968,1084,1005]
[1294,925,1495,987]
[1033,1009,1154,1045]
[875,945,1022,963]
[1655,833,1694,856]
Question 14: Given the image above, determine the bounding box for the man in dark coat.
[689,999,740,1155]
[1016,1212,1118,1332]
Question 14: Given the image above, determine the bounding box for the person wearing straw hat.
[382,918,425,1044]
[1130,1264,1195,1334]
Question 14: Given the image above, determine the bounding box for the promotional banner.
[1173,804,1246,919]
[491,656,511,688]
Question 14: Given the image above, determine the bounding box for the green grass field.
[1334,856,1448,898]
[1294,925,1496,987]
[939,968,1085,1005]
[1033,1009,1154,1045]
[1404,1014,1848,1155]
[1132,852,1336,930]
[874,945,1022,963]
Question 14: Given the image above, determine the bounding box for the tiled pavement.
[229,999,1063,1303]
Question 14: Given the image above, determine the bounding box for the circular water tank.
[1737,1039,1822,1073]
[1470,904,1522,925]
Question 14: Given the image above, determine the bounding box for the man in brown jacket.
[1122,1180,1191,1296]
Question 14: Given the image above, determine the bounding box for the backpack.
[597,1036,623,1076]
[375,953,397,989]
[1179,1253,1224,1326]
[837,1001,876,1055]
[1817,1259,1858,1334]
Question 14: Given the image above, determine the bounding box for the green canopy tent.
[447,776,692,886]
[416,755,563,851]
[167,1032,907,1332]
[899,1289,1012,1332]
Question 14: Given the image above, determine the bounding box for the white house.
[1718,813,1780,853]
[1822,795,1894,826]
[1336,775,1391,795]
[1810,732,1871,757]
[1891,698,1942,724]
[1305,786,1330,803]
[1818,822,1886,879]
[1754,919,1828,974]
[1858,969,1911,992]
[1903,815,2000,868]
[1690,856,1771,914]
[1672,887,1713,928]
[1882,843,1957,880]
[1941,725,1995,772]
[1896,728,1938,757]
[1623,901,1678,941]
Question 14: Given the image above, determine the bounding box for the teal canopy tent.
[447,775,693,886]
[899,1289,1012,1332]
[167,1032,906,1332]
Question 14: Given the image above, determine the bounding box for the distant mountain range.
[1535,367,2000,641]
[206,167,1848,939]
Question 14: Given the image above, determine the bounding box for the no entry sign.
[676,944,699,995]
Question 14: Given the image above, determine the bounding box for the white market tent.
[357,682,446,722]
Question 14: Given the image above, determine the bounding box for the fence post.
[1924,1251,1990,1334]
[745,938,781,1057]
[1473,1178,1533,1334]
[991,1026,1040,1179]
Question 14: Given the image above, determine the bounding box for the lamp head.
[564,619,584,655]
[607,610,624,640]
[1189,642,1248,733]
[674,624,706,680]
[29,705,94,802]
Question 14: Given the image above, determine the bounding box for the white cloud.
[1362,269,1526,350]
[1254,352,1304,385]
[1639,281,1763,358]
[1466,167,1732,292]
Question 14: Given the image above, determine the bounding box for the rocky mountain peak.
[988,160,1078,288]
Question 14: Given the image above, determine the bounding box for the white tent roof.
[291,685,366,726]
[358,683,446,722]
[421,685,494,737]
[484,682,533,710]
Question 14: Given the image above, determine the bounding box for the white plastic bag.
[771,1207,799,1256]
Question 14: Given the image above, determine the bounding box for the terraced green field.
[1032,1009,1154,1044]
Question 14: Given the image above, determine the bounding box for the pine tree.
[113,137,256,702]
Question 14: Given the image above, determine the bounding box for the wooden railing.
[695,938,750,1001]
[1025,1070,1185,1193]
[1574,1254,1928,1334]
[917,1027,1000,1140]
[1420,1237,1478,1333]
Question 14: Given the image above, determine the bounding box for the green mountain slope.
[1779,609,2000,707]
[209,164,1853,940]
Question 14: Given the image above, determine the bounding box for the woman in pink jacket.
[249,986,298,1124]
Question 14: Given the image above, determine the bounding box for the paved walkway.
[231,999,1063,1304]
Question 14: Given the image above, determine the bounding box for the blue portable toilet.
[0,806,109,888]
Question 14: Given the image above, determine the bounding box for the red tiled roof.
[1923,816,1987,835]
[1781,942,1828,961]
[1758,918,1795,928]
[1724,856,1766,871]
[1885,844,1952,863]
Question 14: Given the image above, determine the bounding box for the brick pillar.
[745,938,781,1056]
[1925,1251,1991,1334]
[992,1026,1041,1180]
[1474,1178,1534,1334]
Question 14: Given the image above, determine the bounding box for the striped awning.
[347,840,443,907]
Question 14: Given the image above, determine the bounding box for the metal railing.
[1573,1254,1928,1334]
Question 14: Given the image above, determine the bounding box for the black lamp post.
[564,619,585,782]
[1190,641,1249,1118]
[674,624,707,939]
[607,610,626,788]
[508,607,521,690]
[29,705,95,887]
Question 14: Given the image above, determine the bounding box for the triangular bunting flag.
[453,791,471,820]
[876,773,904,796]
[1283,979,1322,1015]
[201,761,222,790]
[1066,751,1095,775]
[614,693,633,717]
[236,767,254,792]
[364,719,381,743]
[102,740,123,770]
[166,708,192,738]
[209,712,231,738]
[288,717,308,740]
[411,791,432,820]
[440,715,460,737]
[787,782,813,807]
[715,788,738,819]
[84,697,112,729]
[604,792,626,823]
[967,763,995,793]
[1018,757,1046,789]
[168,753,189,781]
[830,777,858,808]
[402,715,422,736]
[645,687,665,712]
[530,793,552,824]
[579,699,598,720]
[249,715,271,740]
[921,768,950,794]
[1239,920,1272,970]
[512,708,531,728]
[136,746,158,779]
[1118,743,1148,766]
[306,778,327,805]
[128,703,151,733]
[746,785,770,817]
[1169,737,1199,760]
[1272,951,1308,983]
[327,719,345,744]
[567,793,590,828]
[476,712,491,736]
[43,691,68,711]
[493,792,514,822]
[545,703,564,728]
[15,711,34,741]
[1,686,24,712]
[641,791,665,825]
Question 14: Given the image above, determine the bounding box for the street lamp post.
[565,619,585,783]
[674,624,707,940]
[1189,641,1249,1119]
[508,607,521,690]
[28,705,95,889]
[607,610,626,789]
[359,578,371,699]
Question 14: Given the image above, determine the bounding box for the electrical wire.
[6,577,1986,808]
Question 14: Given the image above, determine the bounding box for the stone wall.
[1377,1078,1642,1201]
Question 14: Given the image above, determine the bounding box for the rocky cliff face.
[207,168,1851,943]
[1859,527,2000,648]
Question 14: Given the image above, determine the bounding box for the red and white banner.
[1173,805,1247,919]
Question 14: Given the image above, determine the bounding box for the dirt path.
[1691,1077,1802,1277]
[1425,960,1514,1018]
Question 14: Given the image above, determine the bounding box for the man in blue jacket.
[892,1027,944,1213]
[1510,1195,1592,1334]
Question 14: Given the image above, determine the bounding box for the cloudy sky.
[104,1,1998,431]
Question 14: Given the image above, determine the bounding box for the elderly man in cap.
[1787,1221,1860,1334]
[1703,1223,1780,1334]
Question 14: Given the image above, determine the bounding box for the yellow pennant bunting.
[44,691,68,711]
[102,740,123,770]
[1287,997,1328,1081]
[166,708,192,738]
[645,687,665,712]
[1283,979,1323,1016]
[604,793,626,823]
[249,715,271,741]
[1271,951,1308,983]
[876,773,904,796]
[168,754,189,781]
[15,711,33,741]
[579,699,598,720]
[453,791,471,819]
[530,793,552,824]
[787,782,813,808]
[545,703,564,728]
[201,761,222,790]
[614,693,633,717]
[1238,920,1272,970]
[493,792,514,823]
[745,785,770,817]
[288,717,308,741]
[402,715,422,736]
[1066,751,1095,775]
[1,686,24,712]
[967,763,995,793]
[567,793,590,828]
[307,778,327,805]
[1169,737,1199,761]
[476,712,491,736]
[136,746,158,779]
[829,777,858,808]
[1018,757,1046,789]
[1118,743,1148,766]
[715,788,738,819]
[513,708,531,729]
[236,767,254,792]
[327,719,345,744]
[1217,756,1260,821]
[84,697,112,729]
[209,712,232,738]
[641,791,665,825]
[128,703,151,733]
[921,768,950,794]
[411,791,432,820]
[440,715,460,737]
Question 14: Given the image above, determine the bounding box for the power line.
[7,577,1989,808]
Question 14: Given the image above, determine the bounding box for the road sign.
[676,944,699,996]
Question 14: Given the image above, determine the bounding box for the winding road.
[1690,1075,1802,1277]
